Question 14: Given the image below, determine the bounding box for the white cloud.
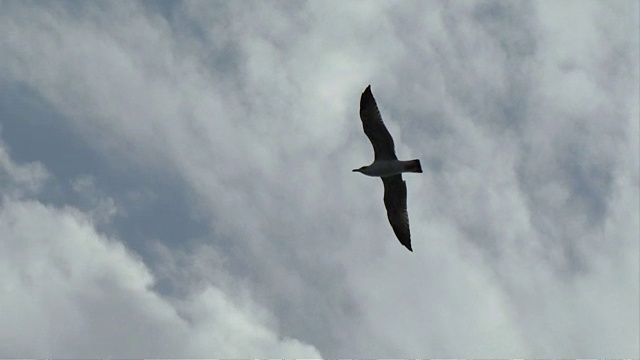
[0,139,49,198]
[0,139,320,357]
[0,1,637,357]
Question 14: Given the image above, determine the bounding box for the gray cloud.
[0,0,638,357]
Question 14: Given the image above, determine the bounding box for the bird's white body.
[356,160,418,177]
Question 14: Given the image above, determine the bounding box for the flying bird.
[353,85,422,252]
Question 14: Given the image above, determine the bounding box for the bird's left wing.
[382,174,412,251]
[359,85,397,160]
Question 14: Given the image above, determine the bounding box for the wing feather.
[359,85,397,160]
[382,175,412,251]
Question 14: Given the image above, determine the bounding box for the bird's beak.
[352,169,358,172]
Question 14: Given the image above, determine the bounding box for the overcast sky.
[0,1,638,357]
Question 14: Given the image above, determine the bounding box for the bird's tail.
[404,159,423,173]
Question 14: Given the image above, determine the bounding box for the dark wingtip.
[360,85,374,109]
[362,85,372,97]
[406,243,413,252]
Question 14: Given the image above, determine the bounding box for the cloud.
[0,1,638,357]
[0,139,49,198]
[0,139,320,357]
[71,174,119,225]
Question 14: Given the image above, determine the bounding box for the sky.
[0,0,638,357]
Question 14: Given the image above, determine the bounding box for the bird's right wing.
[382,174,412,251]
[359,85,397,160]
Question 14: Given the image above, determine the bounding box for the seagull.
[353,85,422,252]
